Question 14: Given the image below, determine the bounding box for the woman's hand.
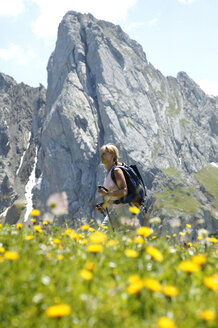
[96,203,104,212]
[98,186,109,197]
[98,189,108,197]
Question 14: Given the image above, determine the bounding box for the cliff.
[0,12,217,234]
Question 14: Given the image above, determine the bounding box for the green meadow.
[0,218,217,328]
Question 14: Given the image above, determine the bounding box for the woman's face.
[100,148,113,165]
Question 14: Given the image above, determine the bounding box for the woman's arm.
[108,168,128,198]
[97,168,128,198]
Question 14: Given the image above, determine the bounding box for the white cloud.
[125,21,146,31]
[0,0,25,16]
[125,17,159,31]
[31,0,138,38]
[0,43,36,65]
[177,0,196,4]
[147,18,159,26]
[196,79,218,97]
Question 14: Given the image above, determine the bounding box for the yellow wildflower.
[24,235,34,241]
[103,226,108,230]
[143,278,162,292]
[128,274,140,284]
[198,309,216,321]
[197,236,202,241]
[192,254,206,266]
[81,224,89,231]
[179,232,185,236]
[4,251,19,260]
[80,269,93,281]
[0,246,5,253]
[89,228,95,232]
[31,218,36,223]
[134,236,144,244]
[203,276,218,291]
[43,221,48,225]
[124,249,139,258]
[166,235,171,239]
[186,224,191,228]
[163,285,178,297]
[80,239,88,245]
[57,255,64,260]
[179,260,201,273]
[64,228,74,236]
[146,246,163,262]
[129,206,140,214]
[152,236,157,239]
[33,225,42,232]
[173,233,177,237]
[89,231,107,244]
[0,255,4,263]
[137,226,151,237]
[206,237,218,243]
[107,240,118,247]
[31,209,40,217]
[53,238,61,244]
[45,304,71,318]
[87,244,103,253]
[0,224,2,228]
[157,317,176,328]
[16,223,22,229]
[70,231,80,241]
[127,280,144,295]
[85,262,95,271]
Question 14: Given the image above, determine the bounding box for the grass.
[155,166,218,216]
[0,220,217,328]
[154,185,199,215]
[163,168,182,178]
[195,166,218,202]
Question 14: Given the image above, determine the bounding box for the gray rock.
[0,12,217,234]
[0,73,46,223]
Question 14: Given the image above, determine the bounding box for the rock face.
[0,73,46,223]
[0,11,217,233]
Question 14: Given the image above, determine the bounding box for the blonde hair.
[100,144,120,165]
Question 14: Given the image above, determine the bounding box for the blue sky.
[0,0,218,96]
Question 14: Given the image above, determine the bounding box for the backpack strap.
[111,163,125,187]
[130,164,146,196]
[111,164,129,205]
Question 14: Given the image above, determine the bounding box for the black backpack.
[111,163,146,207]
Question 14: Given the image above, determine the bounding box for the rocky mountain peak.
[0,12,217,234]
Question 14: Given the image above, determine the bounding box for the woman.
[96,144,139,229]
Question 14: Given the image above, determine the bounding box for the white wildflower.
[169,218,181,228]
[47,192,68,216]
[197,228,209,238]
[149,217,161,225]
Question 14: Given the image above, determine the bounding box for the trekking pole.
[143,205,149,226]
[106,208,114,231]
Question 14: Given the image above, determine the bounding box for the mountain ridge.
[0,11,217,235]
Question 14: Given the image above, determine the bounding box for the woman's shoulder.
[113,162,123,170]
[113,166,124,176]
